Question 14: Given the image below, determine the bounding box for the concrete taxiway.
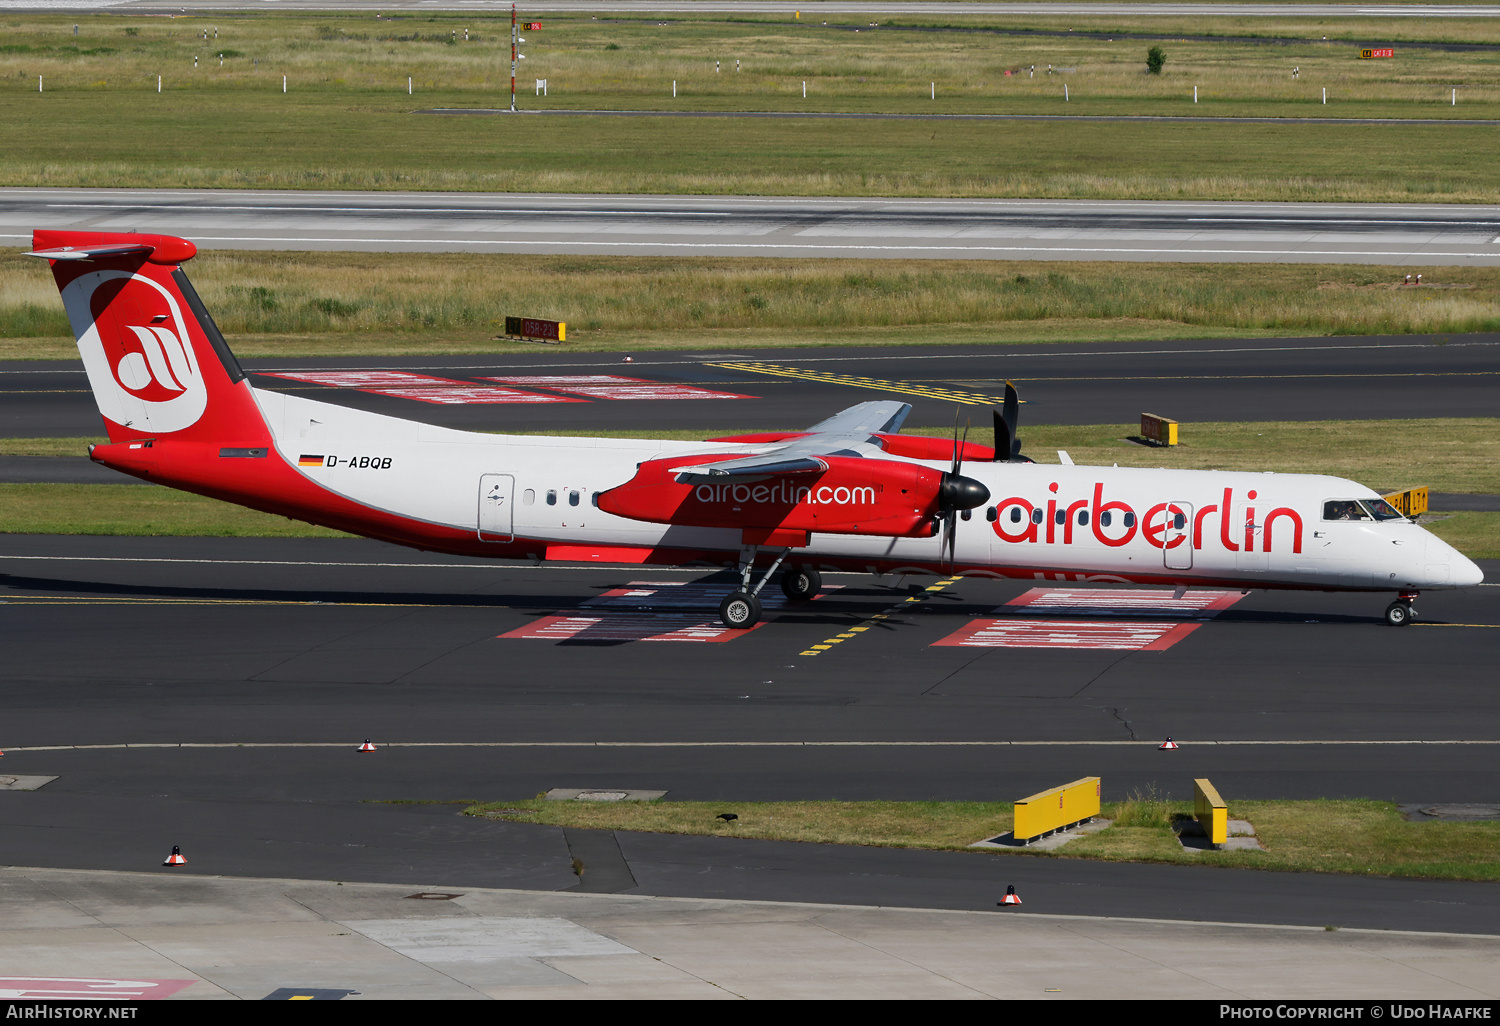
[8,189,1500,264]
[2,868,1497,1001]
[1,532,1496,939]
[4,334,1497,439]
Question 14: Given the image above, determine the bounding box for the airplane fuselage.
[89,385,1475,595]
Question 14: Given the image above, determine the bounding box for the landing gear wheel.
[719,591,762,629]
[1384,601,1413,627]
[780,566,822,602]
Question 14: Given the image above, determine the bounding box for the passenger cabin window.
[569,490,580,507]
[523,489,535,505]
[1030,508,1043,524]
[985,507,997,522]
[1323,500,1371,522]
[1078,510,1089,526]
[1172,512,1185,530]
[546,489,557,506]
[1010,507,1022,523]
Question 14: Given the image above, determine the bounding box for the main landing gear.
[1384,591,1419,627]
[717,547,821,629]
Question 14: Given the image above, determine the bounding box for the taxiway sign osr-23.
[28,230,1482,629]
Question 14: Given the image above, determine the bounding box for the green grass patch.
[4,252,1498,357]
[463,797,1500,882]
[0,482,350,537]
[3,13,1500,200]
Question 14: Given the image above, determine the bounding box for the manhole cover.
[1418,804,1500,820]
[575,790,629,801]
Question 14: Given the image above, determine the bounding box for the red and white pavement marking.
[932,587,1241,650]
[933,619,1202,650]
[500,580,838,643]
[1005,588,1244,618]
[0,978,197,1000]
[481,375,754,401]
[259,370,580,404]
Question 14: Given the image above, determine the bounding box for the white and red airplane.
[29,229,1482,628]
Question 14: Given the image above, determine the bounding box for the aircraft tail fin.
[27,230,269,449]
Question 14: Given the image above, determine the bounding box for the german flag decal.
[298,455,325,467]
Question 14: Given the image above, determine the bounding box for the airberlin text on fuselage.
[694,482,877,506]
[992,482,1303,554]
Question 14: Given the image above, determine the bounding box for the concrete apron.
[1,867,1498,1000]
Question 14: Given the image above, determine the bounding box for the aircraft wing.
[670,400,912,483]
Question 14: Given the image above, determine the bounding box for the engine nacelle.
[597,454,957,537]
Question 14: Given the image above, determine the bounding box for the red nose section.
[598,454,947,537]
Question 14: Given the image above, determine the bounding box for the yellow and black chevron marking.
[800,577,963,657]
[709,362,1011,406]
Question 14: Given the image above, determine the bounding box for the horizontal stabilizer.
[25,243,154,262]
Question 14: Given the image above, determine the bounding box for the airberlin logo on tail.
[116,323,193,400]
[61,270,208,434]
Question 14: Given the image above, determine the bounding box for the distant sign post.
[1359,48,1395,59]
[504,316,566,343]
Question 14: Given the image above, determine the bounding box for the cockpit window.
[1323,500,1371,522]
[1363,498,1405,522]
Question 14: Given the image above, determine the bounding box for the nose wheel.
[719,591,762,629]
[1384,592,1418,627]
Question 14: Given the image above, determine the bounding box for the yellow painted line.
[800,576,964,656]
[708,362,1009,406]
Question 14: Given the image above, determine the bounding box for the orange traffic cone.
[1159,737,1179,750]
[163,846,186,866]
[999,885,1021,906]
[358,739,376,752]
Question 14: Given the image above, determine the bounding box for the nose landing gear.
[1384,591,1419,627]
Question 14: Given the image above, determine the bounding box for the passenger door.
[478,474,515,542]
[1163,501,1193,570]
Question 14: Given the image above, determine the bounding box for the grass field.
[4,252,1498,358]
[463,797,1500,882]
[3,13,1500,200]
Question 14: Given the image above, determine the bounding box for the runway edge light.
[1159,738,1179,750]
[359,739,377,752]
[163,846,186,866]
[999,885,1022,906]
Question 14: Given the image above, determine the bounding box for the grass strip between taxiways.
[462,796,1500,883]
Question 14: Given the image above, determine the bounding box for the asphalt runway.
[1,534,1497,931]
[8,189,1500,264]
[6,333,1498,440]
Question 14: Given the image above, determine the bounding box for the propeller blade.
[992,407,1010,464]
[950,407,962,477]
[1003,381,1021,460]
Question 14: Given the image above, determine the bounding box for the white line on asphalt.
[4,739,1498,751]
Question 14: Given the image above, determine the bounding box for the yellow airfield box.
[1382,487,1428,518]
[1013,777,1101,842]
[1140,413,1178,446]
[1194,778,1228,847]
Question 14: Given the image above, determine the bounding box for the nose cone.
[1454,553,1485,587]
[1424,533,1485,588]
[939,473,991,511]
